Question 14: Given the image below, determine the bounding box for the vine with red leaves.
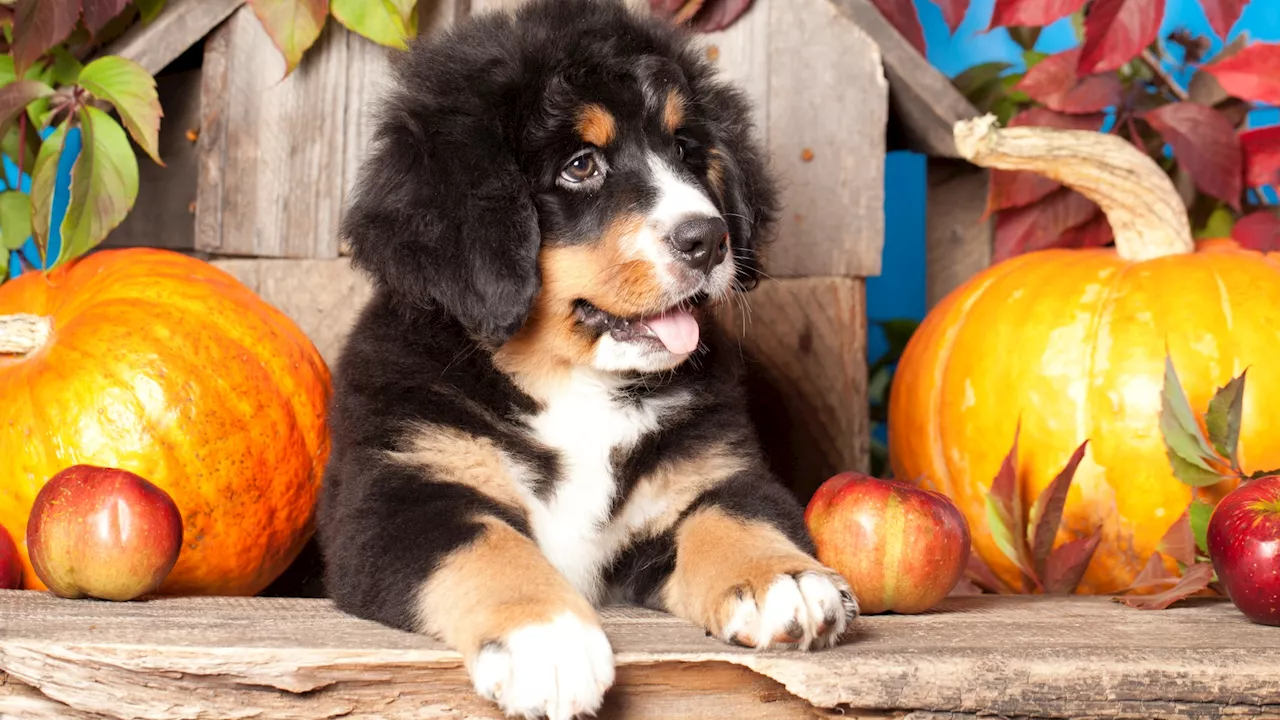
[872,0,1280,261]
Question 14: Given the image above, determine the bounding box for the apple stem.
[0,314,52,356]
[953,114,1195,262]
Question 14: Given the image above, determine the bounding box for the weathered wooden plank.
[103,69,202,251]
[716,276,869,497]
[2,593,1277,720]
[95,0,243,76]
[925,158,992,309]
[832,0,980,159]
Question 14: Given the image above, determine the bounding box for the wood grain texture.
[832,0,980,159]
[95,0,243,75]
[3,593,1278,720]
[716,277,869,498]
[925,158,992,309]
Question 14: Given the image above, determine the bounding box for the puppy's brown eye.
[561,152,600,184]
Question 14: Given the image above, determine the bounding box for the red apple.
[0,523,21,589]
[26,465,184,601]
[1207,475,1280,626]
[805,471,971,614]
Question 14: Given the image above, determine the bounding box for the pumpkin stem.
[0,314,52,356]
[953,114,1194,262]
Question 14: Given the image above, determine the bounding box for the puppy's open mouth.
[575,293,709,355]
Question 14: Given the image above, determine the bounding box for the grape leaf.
[1232,210,1280,252]
[1029,441,1089,581]
[11,0,80,78]
[1240,126,1280,189]
[78,55,164,165]
[0,79,53,136]
[56,106,140,266]
[1013,48,1123,113]
[384,0,414,25]
[1201,0,1250,41]
[1160,354,1223,485]
[1041,531,1101,594]
[1141,102,1243,212]
[985,424,1037,589]
[246,0,329,75]
[1157,511,1196,565]
[933,0,970,33]
[988,0,1087,28]
[1202,43,1280,106]
[869,0,926,55]
[1123,550,1178,593]
[82,0,131,35]
[966,551,1016,594]
[331,0,409,50]
[994,187,1100,261]
[136,0,168,24]
[30,121,68,264]
[952,61,1014,112]
[49,46,83,86]
[690,0,754,31]
[1114,561,1215,609]
[0,247,7,278]
[1205,371,1246,470]
[1078,0,1166,75]
[1054,210,1115,249]
[0,190,32,252]
[1188,499,1213,556]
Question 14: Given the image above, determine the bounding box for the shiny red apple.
[1207,475,1280,626]
[0,523,21,589]
[27,465,184,601]
[805,471,971,614]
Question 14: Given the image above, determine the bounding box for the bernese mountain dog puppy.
[316,0,859,717]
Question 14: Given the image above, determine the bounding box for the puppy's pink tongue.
[643,309,699,354]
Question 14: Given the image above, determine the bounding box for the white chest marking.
[515,370,682,603]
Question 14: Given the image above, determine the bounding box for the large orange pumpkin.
[0,248,331,596]
[888,116,1280,594]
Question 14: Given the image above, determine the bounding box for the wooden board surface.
[2,592,1277,719]
[924,158,992,309]
[95,0,243,75]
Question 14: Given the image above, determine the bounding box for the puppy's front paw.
[719,570,857,650]
[470,612,615,720]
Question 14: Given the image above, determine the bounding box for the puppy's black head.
[343,0,777,371]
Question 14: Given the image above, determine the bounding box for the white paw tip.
[723,572,858,651]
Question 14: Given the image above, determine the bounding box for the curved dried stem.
[954,114,1194,262]
[0,314,52,356]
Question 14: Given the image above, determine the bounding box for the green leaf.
[1188,499,1213,557]
[55,106,140,266]
[1041,531,1101,594]
[246,0,329,75]
[0,55,16,86]
[1196,205,1236,239]
[1,116,41,176]
[1166,448,1229,487]
[384,0,414,25]
[77,55,164,165]
[1205,371,1246,471]
[49,44,82,85]
[0,190,32,252]
[1114,561,1215,610]
[0,79,53,135]
[331,0,409,50]
[951,61,1014,112]
[0,244,7,278]
[1029,440,1089,581]
[984,494,1026,583]
[30,121,67,264]
[1160,354,1223,483]
[136,0,168,24]
[1022,49,1049,69]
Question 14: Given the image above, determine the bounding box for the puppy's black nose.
[668,216,730,274]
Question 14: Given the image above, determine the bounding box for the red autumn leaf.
[986,423,1038,589]
[1157,511,1197,566]
[1240,125,1280,188]
[1232,210,1280,252]
[1041,531,1102,594]
[1008,108,1108,132]
[1078,0,1166,75]
[1201,0,1250,41]
[1014,48,1124,114]
[1201,42,1280,106]
[1142,102,1243,211]
[869,0,926,56]
[1030,441,1089,581]
[1115,561,1215,609]
[988,0,1087,28]
[994,188,1100,261]
[1123,550,1179,593]
[11,0,81,77]
[81,0,130,34]
[1055,209,1115,249]
[933,0,970,33]
[689,0,753,31]
[966,551,1017,594]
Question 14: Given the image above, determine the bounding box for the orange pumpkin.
[888,116,1280,594]
[0,248,332,596]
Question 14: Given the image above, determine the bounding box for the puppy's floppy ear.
[697,83,779,291]
[341,30,539,345]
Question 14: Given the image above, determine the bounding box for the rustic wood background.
[2,591,1275,719]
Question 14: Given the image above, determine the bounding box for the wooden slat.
[95,0,243,75]
[716,276,869,497]
[2,592,1276,719]
[832,0,980,159]
[925,158,992,308]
